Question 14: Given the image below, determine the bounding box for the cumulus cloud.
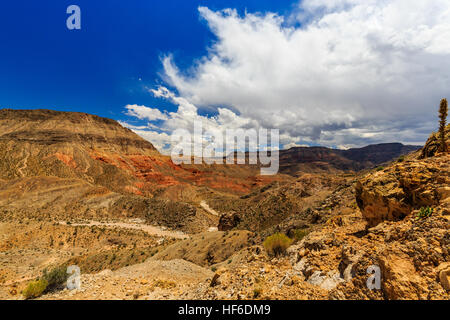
[124,1,450,153]
[121,87,268,154]
[125,104,168,121]
[150,0,450,148]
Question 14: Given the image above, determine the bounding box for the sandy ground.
[40,259,214,300]
[59,220,189,239]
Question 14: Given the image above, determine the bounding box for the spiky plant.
[439,98,448,152]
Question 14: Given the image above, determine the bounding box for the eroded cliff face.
[0,109,163,195]
[355,125,450,228]
[355,154,449,227]
[0,109,157,152]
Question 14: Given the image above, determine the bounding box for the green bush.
[263,233,293,256]
[22,279,48,299]
[42,266,68,292]
[416,207,433,220]
[397,155,405,162]
[376,166,384,171]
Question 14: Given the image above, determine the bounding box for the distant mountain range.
[278,143,421,175]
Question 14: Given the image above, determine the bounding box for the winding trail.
[59,220,188,239]
[200,200,220,217]
[17,149,29,177]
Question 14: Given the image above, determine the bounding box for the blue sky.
[1,1,449,151]
[0,1,295,118]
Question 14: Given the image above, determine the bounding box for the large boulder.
[355,154,450,227]
[218,211,241,231]
[437,262,450,291]
[378,249,429,299]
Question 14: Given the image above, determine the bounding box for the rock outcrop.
[437,262,450,291]
[283,127,450,299]
[355,126,449,227]
[419,124,450,159]
[218,211,241,231]
[355,154,449,227]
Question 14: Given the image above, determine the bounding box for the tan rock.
[437,263,450,291]
[379,250,428,300]
[210,273,220,287]
[355,152,449,227]
[437,187,450,201]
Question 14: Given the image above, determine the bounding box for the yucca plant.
[439,98,448,152]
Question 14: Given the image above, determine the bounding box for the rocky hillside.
[0,109,283,236]
[205,173,351,233]
[0,109,161,195]
[0,109,158,152]
[190,126,449,300]
[0,109,277,198]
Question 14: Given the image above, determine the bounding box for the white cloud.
[125,104,168,121]
[121,87,264,154]
[151,1,450,148]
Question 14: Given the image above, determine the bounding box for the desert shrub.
[22,279,48,299]
[263,233,293,256]
[42,265,68,292]
[397,155,405,162]
[416,207,433,220]
[376,166,384,171]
